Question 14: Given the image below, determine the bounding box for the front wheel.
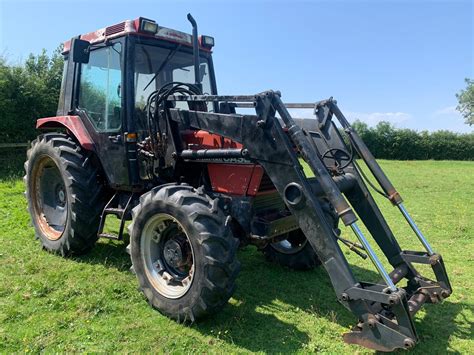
[128,184,240,322]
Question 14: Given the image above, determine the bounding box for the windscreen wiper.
[143,44,182,91]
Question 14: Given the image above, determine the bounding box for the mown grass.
[0,160,472,353]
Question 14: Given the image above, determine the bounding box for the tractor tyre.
[261,229,322,270]
[261,211,338,271]
[24,133,104,255]
[128,184,240,322]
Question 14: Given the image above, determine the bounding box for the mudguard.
[36,115,95,151]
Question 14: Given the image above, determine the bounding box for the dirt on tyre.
[24,133,104,255]
[128,184,240,322]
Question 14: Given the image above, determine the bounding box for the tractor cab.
[55,16,216,187]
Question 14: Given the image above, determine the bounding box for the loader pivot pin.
[350,223,397,291]
[398,203,434,255]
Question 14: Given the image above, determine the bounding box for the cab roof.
[63,17,212,54]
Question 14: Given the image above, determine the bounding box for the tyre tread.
[25,133,104,255]
[129,184,240,322]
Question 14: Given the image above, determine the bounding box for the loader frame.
[163,90,452,352]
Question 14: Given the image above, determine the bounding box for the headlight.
[201,35,215,49]
[139,18,158,34]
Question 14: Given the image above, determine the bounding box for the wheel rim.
[31,155,68,241]
[270,231,308,254]
[141,213,195,299]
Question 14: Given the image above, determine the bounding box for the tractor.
[24,14,452,351]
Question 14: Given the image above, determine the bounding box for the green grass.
[0,160,473,353]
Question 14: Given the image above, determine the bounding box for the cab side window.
[79,43,122,132]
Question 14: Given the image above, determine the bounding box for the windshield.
[134,43,213,114]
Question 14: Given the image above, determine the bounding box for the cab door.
[76,41,130,187]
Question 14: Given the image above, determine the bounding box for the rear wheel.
[24,133,104,255]
[262,210,338,271]
[262,229,321,270]
[128,184,240,322]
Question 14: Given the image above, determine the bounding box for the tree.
[456,78,474,125]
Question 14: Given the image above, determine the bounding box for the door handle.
[108,134,122,143]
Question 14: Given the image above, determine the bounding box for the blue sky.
[1,0,472,132]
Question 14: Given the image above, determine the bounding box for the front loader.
[24,14,451,352]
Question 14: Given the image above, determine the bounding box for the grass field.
[0,160,473,353]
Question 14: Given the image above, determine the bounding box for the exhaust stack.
[187,13,202,93]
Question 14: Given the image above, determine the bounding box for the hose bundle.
[145,82,202,157]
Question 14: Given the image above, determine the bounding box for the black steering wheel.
[321,148,352,170]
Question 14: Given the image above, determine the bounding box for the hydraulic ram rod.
[351,223,397,291]
[328,102,435,255]
[398,203,434,255]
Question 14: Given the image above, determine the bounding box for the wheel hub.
[163,237,188,269]
[141,214,195,299]
[56,185,66,207]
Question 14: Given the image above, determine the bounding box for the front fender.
[36,115,95,151]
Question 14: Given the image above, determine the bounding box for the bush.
[352,121,474,160]
[0,48,63,144]
[0,147,27,179]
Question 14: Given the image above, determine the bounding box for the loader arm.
[166,91,452,352]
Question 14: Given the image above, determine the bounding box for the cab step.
[97,192,134,241]
[98,232,121,240]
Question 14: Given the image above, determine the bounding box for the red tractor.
[25,14,451,351]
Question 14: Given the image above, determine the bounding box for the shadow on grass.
[72,237,132,272]
[409,301,473,355]
[72,239,469,353]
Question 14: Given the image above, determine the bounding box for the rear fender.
[36,116,95,151]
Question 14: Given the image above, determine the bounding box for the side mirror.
[71,38,90,64]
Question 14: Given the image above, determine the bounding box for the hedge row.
[0,50,63,144]
[351,121,474,160]
[0,51,472,161]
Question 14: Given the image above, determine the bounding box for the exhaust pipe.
[187,13,202,93]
